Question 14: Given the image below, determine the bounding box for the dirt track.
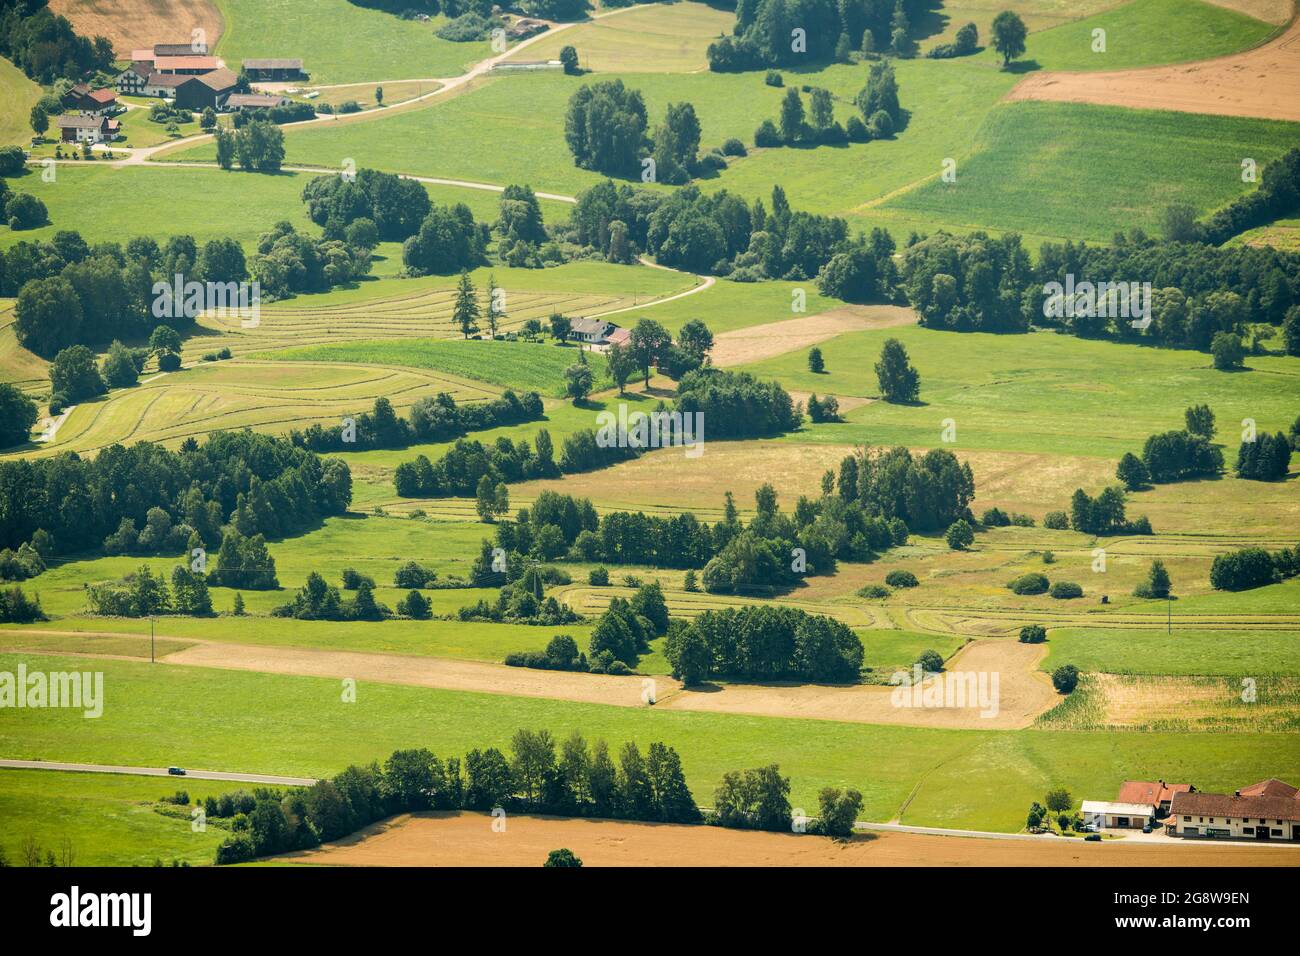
[711,306,918,368]
[287,811,1300,867]
[1007,11,1300,121]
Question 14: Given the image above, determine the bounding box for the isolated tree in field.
[453,271,480,338]
[945,519,974,550]
[677,319,714,365]
[875,337,919,402]
[1116,452,1149,491]
[29,105,47,138]
[559,45,579,75]
[544,848,582,867]
[990,10,1027,67]
[652,101,701,185]
[816,787,864,839]
[1051,664,1079,693]
[916,649,944,673]
[1137,559,1172,599]
[779,87,804,143]
[549,313,572,342]
[1044,788,1072,819]
[808,346,825,373]
[1184,403,1215,439]
[1211,331,1245,370]
[629,318,671,387]
[607,342,635,394]
[564,362,593,404]
[214,126,235,170]
[485,273,504,337]
[854,60,900,126]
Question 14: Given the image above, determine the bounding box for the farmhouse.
[115,63,151,94]
[173,70,239,111]
[606,327,631,348]
[1080,800,1156,830]
[1116,780,1193,817]
[1169,779,1300,840]
[242,58,306,81]
[155,55,221,76]
[156,41,207,56]
[65,84,118,116]
[140,73,188,98]
[568,318,622,345]
[225,93,291,111]
[56,114,119,145]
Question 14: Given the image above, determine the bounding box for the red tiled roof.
[1116,781,1192,805]
[1170,790,1300,823]
[87,89,116,104]
[1239,778,1299,800]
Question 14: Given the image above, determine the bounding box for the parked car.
[1084,833,1102,842]
[1142,823,1153,833]
[167,766,186,776]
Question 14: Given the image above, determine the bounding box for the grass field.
[262,338,611,395]
[0,54,43,149]
[0,769,235,867]
[1,651,1294,833]
[508,2,735,73]
[742,324,1300,459]
[917,0,1124,50]
[1020,0,1279,71]
[212,0,491,85]
[880,101,1300,242]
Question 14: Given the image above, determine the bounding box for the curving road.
[0,758,317,787]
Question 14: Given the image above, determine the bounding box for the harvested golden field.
[710,306,918,368]
[50,0,223,53]
[1090,673,1300,731]
[286,810,1300,866]
[1007,13,1300,121]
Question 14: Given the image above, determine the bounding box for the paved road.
[0,758,317,787]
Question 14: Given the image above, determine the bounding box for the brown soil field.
[1207,0,1294,23]
[710,306,918,368]
[50,0,224,54]
[1006,12,1300,121]
[286,811,1300,866]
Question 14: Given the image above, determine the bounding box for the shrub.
[1049,581,1083,599]
[915,649,944,673]
[394,561,436,589]
[884,569,918,588]
[754,119,781,147]
[1018,625,1046,644]
[1043,511,1069,530]
[721,137,747,156]
[1008,573,1049,595]
[857,584,891,599]
[764,70,783,87]
[588,566,609,586]
[945,519,974,550]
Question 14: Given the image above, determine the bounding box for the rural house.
[65,84,118,116]
[1080,800,1156,831]
[56,114,119,145]
[139,73,188,98]
[174,69,239,111]
[155,55,221,76]
[1169,778,1300,840]
[224,92,291,111]
[568,318,616,345]
[242,58,306,81]
[115,63,151,94]
[1116,780,1193,817]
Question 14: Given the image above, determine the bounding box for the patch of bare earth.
[660,638,1059,729]
[286,811,1300,866]
[1006,13,1300,121]
[50,0,224,53]
[710,305,918,368]
[1206,0,1293,23]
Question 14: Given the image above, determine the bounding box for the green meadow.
[1043,627,1300,676]
[881,102,1300,242]
[1022,0,1279,72]
[0,769,235,867]
[213,0,491,85]
[743,324,1300,458]
[1,652,1294,832]
[0,54,40,149]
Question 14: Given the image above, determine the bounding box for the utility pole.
[150,616,155,663]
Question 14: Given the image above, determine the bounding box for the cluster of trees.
[217,729,705,862]
[1,177,49,231]
[666,604,863,684]
[0,382,38,449]
[756,66,899,149]
[927,21,979,58]
[207,530,279,590]
[495,184,559,268]
[900,228,1300,351]
[0,1,114,84]
[251,220,372,300]
[1210,545,1300,592]
[1068,486,1152,536]
[0,585,45,623]
[1128,430,1224,484]
[707,0,928,70]
[1236,432,1292,482]
[0,431,350,572]
[302,168,432,243]
[230,101,317,127]
[459,562,580,626]
[8,231,250,357]
[674,367,801,438]
[272,571,392,621]
[394,428,560,498]
[85,565,213,617]
[401,202,488,275]
[0,536,45,582]
[1195,148,1300,246]
[213,120,285,173]
[291,391,543,453]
